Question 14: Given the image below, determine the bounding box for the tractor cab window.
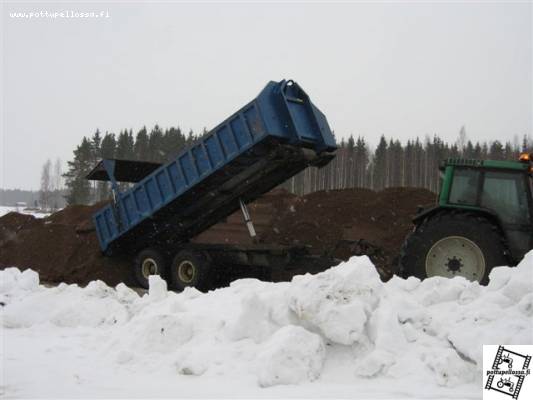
[449,168,480,206]
[481,171,530,224]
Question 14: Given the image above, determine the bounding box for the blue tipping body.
[92,79,336,252]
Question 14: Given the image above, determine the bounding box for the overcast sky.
[1,1,532,190]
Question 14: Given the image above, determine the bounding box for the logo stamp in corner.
[484,345,532,400]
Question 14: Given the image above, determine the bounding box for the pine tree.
[162,127,185,161]
[101,132,117,158]
[91,129,102,163]
[503,141,515,160]
[63,137,93,205]
[464,141,475,158]
[186,129,195,145]
[373,136,388,190]
[98,133,117,200]
[116,130,134,160]
[473,142,482,159]
[128,129,135,157]
[134,127,150,160]
[489,141,504,160]
[148,125,164,162]
[90,129,102,202]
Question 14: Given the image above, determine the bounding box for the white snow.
[148,275,168,301]
[257,325,326,387]
[1,253,532,398]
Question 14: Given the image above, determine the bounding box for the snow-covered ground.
[1,254,532,399]
[0,206,50,219]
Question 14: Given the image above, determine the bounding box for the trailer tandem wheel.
[133,248,168,289]
[170,250,213,292]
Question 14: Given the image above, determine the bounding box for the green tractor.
[399,154,533,284]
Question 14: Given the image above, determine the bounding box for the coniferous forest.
[62,125,532,205]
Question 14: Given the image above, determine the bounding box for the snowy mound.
[1,253,532,398]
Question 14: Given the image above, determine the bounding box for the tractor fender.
[411,205,514,261]
[413,205,502,228]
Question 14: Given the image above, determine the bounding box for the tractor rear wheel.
[169,250,213,292]
[399,212,508,284]
[133,248,168,289]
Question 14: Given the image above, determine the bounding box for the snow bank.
[257,325,326,387]
[1,253,532,397]
[1,269,129,328]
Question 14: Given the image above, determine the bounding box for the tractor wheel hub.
[446,256,463,273]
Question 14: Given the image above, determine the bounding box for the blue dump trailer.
[88,80,338,290]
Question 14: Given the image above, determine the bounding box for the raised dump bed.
[88,79,337,290]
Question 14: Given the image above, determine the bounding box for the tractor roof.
[440,158,529,172]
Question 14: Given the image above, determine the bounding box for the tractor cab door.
[479,170,533,262]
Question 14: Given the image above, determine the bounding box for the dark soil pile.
[0,187,435,286]
[0,203,135,287]
[262,187,436,277]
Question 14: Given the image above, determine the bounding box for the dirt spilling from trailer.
[0,187,435,286]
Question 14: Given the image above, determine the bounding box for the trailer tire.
[170,250,213,292]
[399,211,507,285]
[133,248,168,289]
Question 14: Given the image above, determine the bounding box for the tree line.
[62,124,532,205]
[283,128,532,195]
[63,126,202,205]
